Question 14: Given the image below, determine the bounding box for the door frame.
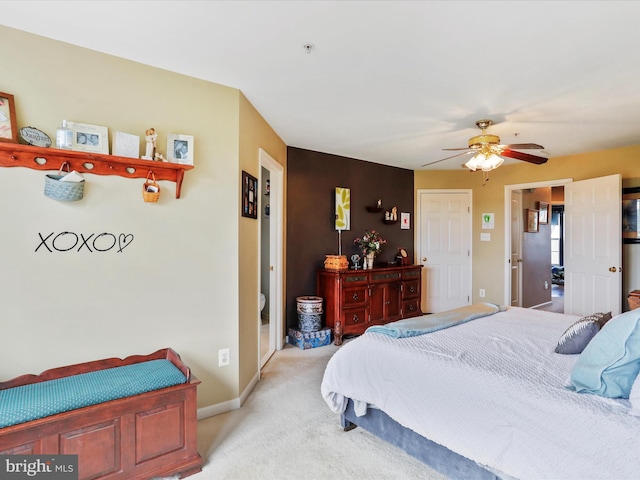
[503,178,573,306]
[259,148,284,370]
[416,189,473,313]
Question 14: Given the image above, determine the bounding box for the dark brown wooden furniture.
[317,264,423,345]
[0,348,202,479]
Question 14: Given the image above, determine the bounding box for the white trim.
[503,178,573,306]
[259,149,284,372]
[197,370,260,420]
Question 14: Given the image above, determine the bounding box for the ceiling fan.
[423,119,547,171]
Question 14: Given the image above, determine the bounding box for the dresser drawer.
[402,267,421,280]
[342,273,369,285]
[403,299,421,317]
[342,307,368,327]
[402,279,420,299]
[342,286,368,306]
[370,271,401,283]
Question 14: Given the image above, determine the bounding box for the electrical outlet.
[479,288,486,298]
[218,348,230,367]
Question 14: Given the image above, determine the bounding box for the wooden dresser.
[317,265,423,345]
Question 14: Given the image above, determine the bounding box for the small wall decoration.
[0,91,18,143]
[335,187,350,230]
[68,121,109,154]
[526,209,539,233]
[537,202,549,224]
[242,170,258,219]
[35,231,134,253]
[482,213,495,229]
[167,133,194,165]
[401,212,410,230]
[623,187,640,244]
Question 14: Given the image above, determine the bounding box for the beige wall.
[238,94,286,392]
[0,26,285,410]
[415,145,640,305]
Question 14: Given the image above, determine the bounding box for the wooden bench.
[0,348,202,479]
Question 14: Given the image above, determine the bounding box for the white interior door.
[417,190,472,313]
[565,174,622,316]
[510,191,523,307]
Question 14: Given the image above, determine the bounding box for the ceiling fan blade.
[501,149,548,165]
[499,143,544,150]
[422,150,474,167]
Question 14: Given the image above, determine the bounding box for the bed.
[321,305,640,480]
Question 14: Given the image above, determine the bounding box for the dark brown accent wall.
[522,187,553,308]
[286,147,415,330]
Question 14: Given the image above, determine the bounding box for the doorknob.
[517,258,523,263]
[422,257,427,262]
[270,266,274,271]
[609,267,617,272]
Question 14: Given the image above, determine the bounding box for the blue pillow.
[570,310,640,398]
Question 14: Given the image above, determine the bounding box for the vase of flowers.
[354,230,386,269]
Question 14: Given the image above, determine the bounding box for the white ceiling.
[2,1,639,171]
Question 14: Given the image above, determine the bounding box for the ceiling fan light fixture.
[464,151,504,172]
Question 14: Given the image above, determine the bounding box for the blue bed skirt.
[340,399,500,480]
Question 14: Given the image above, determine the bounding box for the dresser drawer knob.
[352,292,359,300]
[352,314,360,322]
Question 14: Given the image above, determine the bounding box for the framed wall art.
[623,187,640,244]
[537,201,549,224]
[69,121,109,154]
[526,209,539,233]
[167,133,194,165]
[242,170,258,219]
[0,91,18,143]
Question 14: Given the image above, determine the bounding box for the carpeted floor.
[172,342,447,480]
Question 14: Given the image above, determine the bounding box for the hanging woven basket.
[44,162,85,202]
[142,171,160,203]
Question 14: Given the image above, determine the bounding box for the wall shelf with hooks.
[0,143,194,199]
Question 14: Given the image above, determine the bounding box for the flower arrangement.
[354,230,386,255]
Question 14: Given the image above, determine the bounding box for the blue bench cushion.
[0,359,187,428]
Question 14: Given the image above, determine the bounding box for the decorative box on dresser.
[317,264,423,345]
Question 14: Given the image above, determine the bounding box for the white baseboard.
[196,369,261,420]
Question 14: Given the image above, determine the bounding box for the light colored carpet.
[175,342,447,480]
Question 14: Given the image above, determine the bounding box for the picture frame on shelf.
[537,201,549,224]
[69,121,109,154]
[526,209,539,233]
[167,133,194,165]
[242,170,258,219]
[0,91,18,143]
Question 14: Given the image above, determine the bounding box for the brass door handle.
[422,257,427,262]
[609,267,617,272]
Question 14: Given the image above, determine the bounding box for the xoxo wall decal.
[35,232,135,253]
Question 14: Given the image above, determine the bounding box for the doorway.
[505,179,572,310]
[259,149,283,370]
[504,175,622,315]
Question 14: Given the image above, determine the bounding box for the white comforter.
[321,307,640,480]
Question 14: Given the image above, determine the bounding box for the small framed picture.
[167,133,194,165]
[526,209,539,233]
[0,91,18,143]
[537,201,549,224]
[69,121,109,154]
[242,170,258,219]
